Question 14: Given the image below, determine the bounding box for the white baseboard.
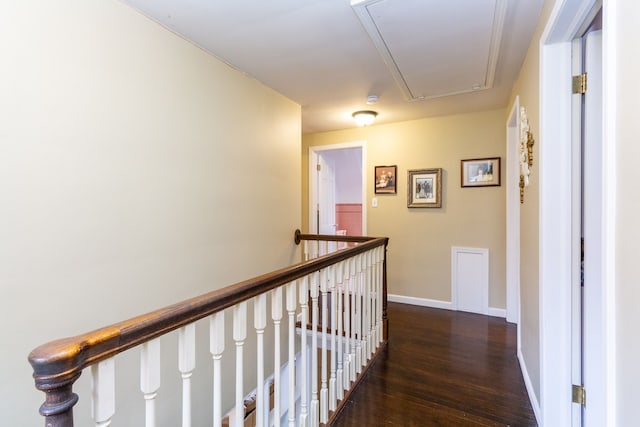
[488,307,507,318]
[388,294,506,319]
[387,294,453,310]
[518,348,542,425]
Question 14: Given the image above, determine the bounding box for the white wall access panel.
[451,247,489,315]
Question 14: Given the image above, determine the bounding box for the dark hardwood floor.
[332,302,537,426]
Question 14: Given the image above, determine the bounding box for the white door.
[317,154,337,235]
[539,1,610,423]
[582,26,604,427]
[571,12,603,426]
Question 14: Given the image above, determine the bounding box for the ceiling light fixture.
[352,110,378,127]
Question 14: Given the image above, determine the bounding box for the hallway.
[333,302,537,426]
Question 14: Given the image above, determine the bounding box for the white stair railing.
[309,272,319,427]
[286,281,297,427]
[271,288,282,427]
[29,231,388,427]
[335,261,345,400]
[298,277,309,427]
[319,267,329,424]
[329,265,337,412]
[91,359,115,427]
[178,324,196,427]
[254,294,267,427]
[210,311,225,427]
[140,338,160,427]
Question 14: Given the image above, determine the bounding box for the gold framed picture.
[407,168,442,208]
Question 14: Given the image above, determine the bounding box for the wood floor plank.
[332,302,537,426]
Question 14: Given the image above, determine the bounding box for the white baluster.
[310,272,319,427]
[303,240,309,261]
[343,259,352,389]
[336,261,345,399]
[91,358,115,427]
[370,249,377,348]
[329,265,337,411]
[379,247,385,346]
[234,302,247,427]
[255,294,267,427]
[286,281,297,427]
[355,255,363,374]
[360,251,367,364]
[141,338,161,427]
[370,250,376,353]
[179,324,196,427]
[320,268,329,423]
[349,256,357,382]
[298,276,309,427]
[210,312,225,427]
[370,249,379,349]
[373,247,380,347]
[379,246,385,345]
[320,240,327,257]
[364,251,372,360]
[271,288,283,427]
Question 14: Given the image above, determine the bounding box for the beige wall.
[303,109,507,308]
[613,0,640,423]
[506,0,556,405]
[0,1,300,425]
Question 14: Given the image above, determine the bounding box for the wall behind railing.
[1,1,300,425]
[302,109,507,311]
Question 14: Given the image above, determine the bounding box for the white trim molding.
[308,141,367,235]
[539,0,613,425]
[387,294,453,310]
[518,348,542,422]
[387,294,506,319]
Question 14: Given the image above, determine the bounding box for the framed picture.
[374,165,397,194]
[460,157,501,187]
[407,168,442,208]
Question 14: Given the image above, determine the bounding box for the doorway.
[571,9,604,426]
[308,142,367,237]
[539,0,611,425]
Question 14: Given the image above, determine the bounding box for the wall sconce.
[352,110,378,126]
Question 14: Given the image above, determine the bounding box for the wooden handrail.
[294,229,375,245]
[29,229,388,426]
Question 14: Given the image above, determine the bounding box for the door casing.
[539,0,614,425]
[308,141,367,236]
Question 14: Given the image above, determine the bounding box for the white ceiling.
[121,0,543,133]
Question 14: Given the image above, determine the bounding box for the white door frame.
[308,141,367,236]
[539,0,614,425]
[505,96,520,327]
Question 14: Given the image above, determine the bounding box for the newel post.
[382,238,389,342]
[29,336,92,427]
[32,370,80,427]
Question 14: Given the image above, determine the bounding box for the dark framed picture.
[374,165,397,194]
[407,168,442,208]
[461,157,501,187]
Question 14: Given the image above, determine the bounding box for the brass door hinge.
[572,384,586,405]
[317,164,321,172]
[572,73,587,94]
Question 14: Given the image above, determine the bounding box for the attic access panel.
[352,0,506,101]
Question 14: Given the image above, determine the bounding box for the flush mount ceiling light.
[352,110,378,126]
